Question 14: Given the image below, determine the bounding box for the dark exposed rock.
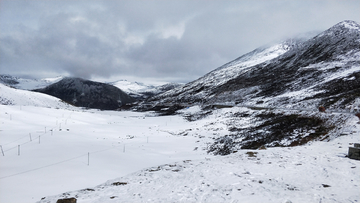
[56,197,77,203]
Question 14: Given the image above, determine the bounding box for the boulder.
[56,197,77,203]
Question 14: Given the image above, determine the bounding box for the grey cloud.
[0,0,359,83]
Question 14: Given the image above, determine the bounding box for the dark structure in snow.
[348,143,360,160]
[34,77,134,110]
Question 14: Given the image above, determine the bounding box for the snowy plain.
[0,84,360,203]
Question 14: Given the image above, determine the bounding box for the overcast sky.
[1,0,359,84]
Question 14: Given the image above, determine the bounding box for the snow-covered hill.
[0,83,73,109]
[0,75,181,101]
[110,80,182,100]
[0,75,63,90]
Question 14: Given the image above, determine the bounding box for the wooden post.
[1,145,4,156]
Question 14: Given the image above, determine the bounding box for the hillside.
[0,83,73,109]
[143,20,360,111]
[134,20,360,153]
[34,77,135,110]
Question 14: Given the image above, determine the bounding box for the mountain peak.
[317,20,360,38]
[335,20,360,31]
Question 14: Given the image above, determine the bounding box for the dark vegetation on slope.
[208,112,336,155]
[34,77,134,110]
[209,21,360,107]
[306,71,360,108]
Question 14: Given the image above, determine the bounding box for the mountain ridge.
[140,20,360,112]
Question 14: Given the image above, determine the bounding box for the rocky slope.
[141,20,360,112]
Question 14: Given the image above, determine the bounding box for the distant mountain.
[0,74,63,90]
[0,75,181,101]
[34,77,134,110]
[140,20,360,112]
[110,80,183,100]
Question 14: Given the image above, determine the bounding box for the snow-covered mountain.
[0,75,63,90]
[110,80,182,100]
[0,75,181,101]
[34,77,135,110]
[143,20,360,112]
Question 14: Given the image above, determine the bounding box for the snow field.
[0,105,210,203]
[39,131,360,203]
[1,104,359,203]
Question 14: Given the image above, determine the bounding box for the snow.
[0,105,209,203]
[0,83,73,108]
[177,105,202,114]
[110,80,157,94]
[14,76,63,90]
[32,108,360,203]
[340,20,360,32]
[1,96,359,203]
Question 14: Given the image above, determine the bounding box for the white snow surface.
[110,80,158,95]
[13,76,63,90]
[0,83,73,109]
[0,88,359,203]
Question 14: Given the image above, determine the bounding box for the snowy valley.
[0,20,360,203]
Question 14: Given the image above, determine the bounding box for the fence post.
[1,145,4,156]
